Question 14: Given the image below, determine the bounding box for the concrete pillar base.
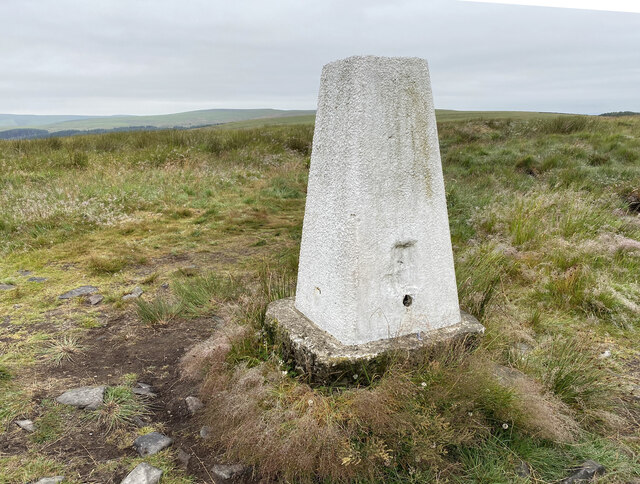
[265,297,485,385]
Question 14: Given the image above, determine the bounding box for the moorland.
[1,112,639,483]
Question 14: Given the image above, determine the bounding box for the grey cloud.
[1,0,638,115]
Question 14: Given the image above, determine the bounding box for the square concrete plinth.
[266,297,485,384]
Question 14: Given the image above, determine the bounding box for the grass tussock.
[528,338,615,413]
[136,272,242,324]
[172,272,242,316]
[537,115,598,135]
[88,385,151,432]
[135,297,178,326]
[203,336,579,482]
[0,365,12,382]
[42,335,85,366]
[87,255,128,274]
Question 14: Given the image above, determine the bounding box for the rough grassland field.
[0,114,639,483]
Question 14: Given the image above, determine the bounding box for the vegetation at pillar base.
[1,112,639,482]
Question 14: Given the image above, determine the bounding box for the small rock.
[120,463,163,484]
[514,342,533,357]
[15,419,35,432]
[561,460,606,483]
[123,287,144,300]
[0,284,16,291]
[179,265,198,276]
[185,396,204,414]
[599,350,611,359]
[88,294,104,305]
[27,277,47,283]
[133,431,173,456]
[56,386,105,410]
[200,426,212,440]
[131,416,146,427]
[211,464,246,481]
[33,478,65,484]
[132,382,156,397]
[161,283,169,289]
[177,448,191,468]
[18,270,32,276]
[58,286,98,300]
[515,460,532,478]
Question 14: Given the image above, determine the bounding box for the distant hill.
[0,108,574,141]
[600,111,640,117]
[0,114,98,129]
[0,109,315,134]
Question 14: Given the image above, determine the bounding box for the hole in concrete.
[403,295,412,307]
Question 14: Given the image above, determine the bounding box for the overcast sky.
[1,0,639,116]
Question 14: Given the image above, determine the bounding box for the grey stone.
[58,286,98,300]
[561,460,606,483]
[123,287,144,300]
[27,277,47,283]
[132,382,156,398]
[265,297,484,384]
[55,386,105,410]
[514,342,533,357]
[211,464,245,481]
[132,416,146,427]
[15,419,35,432]
[0,284,16,291]
[33,478,65,484]
[120,463,163,484]
[18,270,32,276]
[515,460,532,478]
[133,431,173,456]
[177,448,191,468]
[88,294,104,305]
[185,396,203,414]
[200,426,212,440]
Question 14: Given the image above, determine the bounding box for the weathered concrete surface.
[295,55,460,345]
[266,298,484,384]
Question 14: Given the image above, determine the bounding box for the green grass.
[88,386,151,432]
[172,272,242,316]
[135,297,179,325]
[1,113,640,483]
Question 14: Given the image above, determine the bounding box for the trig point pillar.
[266,55,483,382]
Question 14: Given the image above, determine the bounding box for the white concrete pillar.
[295,55,461,346]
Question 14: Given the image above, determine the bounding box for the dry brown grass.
[198,318,581,483]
